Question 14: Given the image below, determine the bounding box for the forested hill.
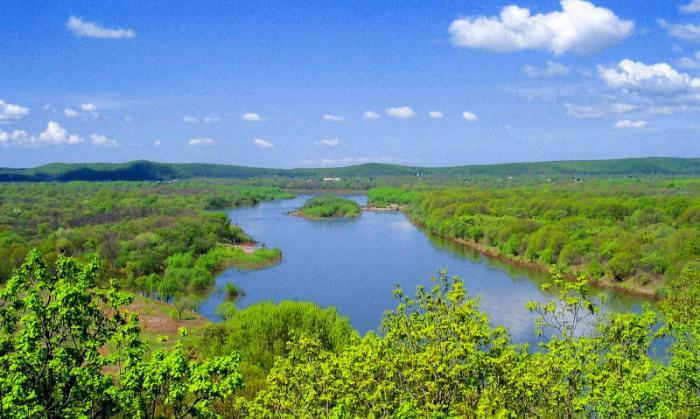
[1,157,699,182]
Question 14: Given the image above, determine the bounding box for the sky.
[1,0,700,168]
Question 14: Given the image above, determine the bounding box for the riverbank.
[401,212,660,300]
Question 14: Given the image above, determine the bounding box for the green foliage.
[299,195,361,219]
[369,179,700,291]
[197,301,357,374]
[367,187,415,207]
[0,251,244,418]
[2,250,700,417]
[243,270,699,417]
[224,282,245,299]
[0,181,286,301]
[606,252,635,281]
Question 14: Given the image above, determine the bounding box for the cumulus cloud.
[565,103,604,118]
[183,115,198,123]
[241,112,264,122]
[66,16,135,39]
[322,114,344,122]
[681,0,700,14]
[598,59,700,95]
[153,140,162,146]
[203,116,220,123]
[39,121,83,145]
[0,99,29,122]
[448,0,633,55]
[363,111,380,120]
[385,107,417,119]
[659,19,700,42]
[523,61,571,78]
[90,134,118,147]
[614,119,647,129]
[188,138,215,146]
[314,138,340,147]
[428,111,444,119]
[253,138,274,149]
[462,111,479,121]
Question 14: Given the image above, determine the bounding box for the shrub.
[606,252,635,281]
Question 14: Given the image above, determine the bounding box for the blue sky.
[1,0,700,168]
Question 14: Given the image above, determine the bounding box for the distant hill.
[1,157,699,182]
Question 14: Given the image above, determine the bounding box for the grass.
[214,245,282,270]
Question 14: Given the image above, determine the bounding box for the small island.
[297,195,361,219]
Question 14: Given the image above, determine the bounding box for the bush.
[606,252,635,281]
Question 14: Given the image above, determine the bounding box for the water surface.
[199,196,646,346]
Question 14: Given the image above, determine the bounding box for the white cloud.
[462,111,479,121]
[254,138,274,149]
[385,106,417,119]
[0,99,29,122]
[681,0,700,13]
[66,16,135,39]
[428,111,444,119]
[648,105,697,114]
[598,59,700,95]
[363,111,380,120]
[609,103,636,113]
[322,114,344,122]
[448,0,633,55]
[659,19,700,42]
[90,134,118,147]
[565,103,604,118]
[614,119,647,129]
[241,112,264,122]
[314,138,340,147]
[183,115,220,124]
[81,103,97,113]
[678,55,700,69]
[64,103,99,119]
[39,121,83,145]
[0,129,32,147]
[188,138,215,146]
[523,60,571,78]
[153,140,162,146]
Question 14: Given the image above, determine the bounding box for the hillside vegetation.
[2,157,700,182]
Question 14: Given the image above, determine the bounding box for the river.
[199,195,648,346]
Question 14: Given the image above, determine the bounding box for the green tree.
[0,251,244,418]
[0,250,130,417]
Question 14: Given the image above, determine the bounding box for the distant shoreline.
[393,208,659,301]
